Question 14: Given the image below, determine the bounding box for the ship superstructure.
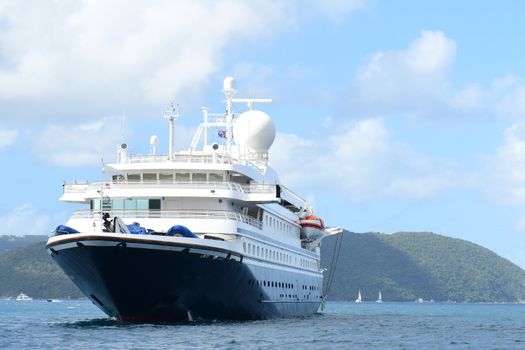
[46,77,340,322]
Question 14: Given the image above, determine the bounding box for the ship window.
[257,246,260,256]
[159,173,173,182]
[176,173,190,182]
[127,173,140,182]
[124,198,135,210]
[149,199,161,210]
[243,242,246,252]
[91,200,100,210]
[209,173,223,182]
[112,199,124,210]
[137,199,148,210]
[143,173,157,182]
[192,173,207,182]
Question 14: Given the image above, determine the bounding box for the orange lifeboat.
[299,215,325,229]
[299,214,326,241]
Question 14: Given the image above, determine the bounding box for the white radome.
[150,135,159,145]
[233,110,276,152]
[223,76,236,92]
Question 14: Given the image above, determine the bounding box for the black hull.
[47,236,321,322]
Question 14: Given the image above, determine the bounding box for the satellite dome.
[233,110,276,152]
[150,135,159,145]
[223,76,236,92]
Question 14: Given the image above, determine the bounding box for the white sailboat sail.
[376,291,383,303]
[355,290,362,303]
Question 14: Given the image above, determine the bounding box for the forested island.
[321,231,525,302]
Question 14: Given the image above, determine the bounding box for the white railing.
[125,152,268,171]
[71,209,263,229]
[63,180,277,196]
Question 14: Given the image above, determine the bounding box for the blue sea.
[1,300,524,349]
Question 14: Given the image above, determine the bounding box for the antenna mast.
[222,77,236,154]
[164,103,181,161]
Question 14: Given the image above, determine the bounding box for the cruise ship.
[46,77,341,322]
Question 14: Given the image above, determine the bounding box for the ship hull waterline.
[46,235,321,323]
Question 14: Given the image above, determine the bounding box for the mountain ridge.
[321,231,525,302]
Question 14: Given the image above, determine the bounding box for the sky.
[2,0,525,266]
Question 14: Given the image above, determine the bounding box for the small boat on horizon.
[376,291,383,303]
[16,293,32,301]
[355,290,362,303]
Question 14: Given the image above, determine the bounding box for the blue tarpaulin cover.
[55,225,80,235]
[127,222,148,235]
[166,225,198,238]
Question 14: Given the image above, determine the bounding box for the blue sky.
[2,1,525,267]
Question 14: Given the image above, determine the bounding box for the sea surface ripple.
[1,300,524,349]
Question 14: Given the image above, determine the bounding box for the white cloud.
[354,30,456,111]
[348,30,525,123]
[34,116,197,167]
[270,118,459,200]
[486,123,525,204]
[0,127,17,148]
[448,85,485,111]
[495,81,525,120]
[0,204,51,236]
[0,1,295,108]
[0,0,363,121]
[35,117,125,167]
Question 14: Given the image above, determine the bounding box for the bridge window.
[143,173,157,182]
[192,173,207,182]
[176,173,190,182]
[127,173,140,182]
[112,199,124,210]
[159,173,173,182]
[209,173,223,182]
[149,199,161,210]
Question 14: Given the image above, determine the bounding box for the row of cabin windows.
[91,198,161,211]
[242,241,317,269]
[116,172,224,183]
[249,279,321,300]
[248,279,294,289]
[301,285,320,291]
[264,214,296,235]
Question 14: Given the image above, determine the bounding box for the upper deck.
[60,77,310,223]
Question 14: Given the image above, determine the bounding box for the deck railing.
[63,180,277,196]
[71,209,263,230]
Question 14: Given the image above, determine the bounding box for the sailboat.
[355,290,362,303]
[376,291,383,303]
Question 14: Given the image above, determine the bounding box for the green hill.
[0,235,48,254]
[1,232,525,301]
[0,241,83,299]
[321,231,525,302]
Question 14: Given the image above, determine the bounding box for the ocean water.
[1,300,524,349]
